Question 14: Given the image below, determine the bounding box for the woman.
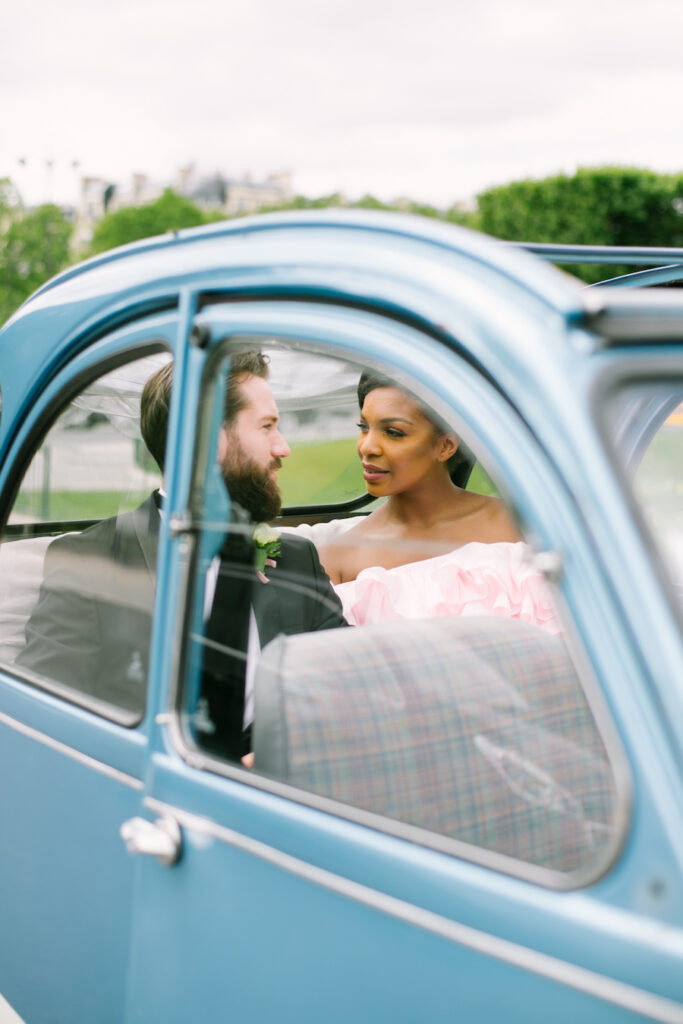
[320,371,559,633]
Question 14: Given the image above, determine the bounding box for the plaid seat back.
[253,617,617,874]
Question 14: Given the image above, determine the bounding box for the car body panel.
[0,213,681,1022]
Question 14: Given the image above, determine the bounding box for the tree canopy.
[474,166,683,282]
[0,181,72,324]
[89,188,206,254]
[4,165,683,327]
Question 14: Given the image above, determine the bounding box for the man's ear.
[437,434,459,462]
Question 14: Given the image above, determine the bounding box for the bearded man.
[18,352,347,756]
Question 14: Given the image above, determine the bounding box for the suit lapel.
[252,536,310,646]
[252,574,282,648]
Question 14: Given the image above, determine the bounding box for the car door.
[0,317,177,1024]
[122,299,683,1023]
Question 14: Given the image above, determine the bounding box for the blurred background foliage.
[0,179,72,324]
[474,167,683,283]
[3,165,683,325]
[89,188,206,253]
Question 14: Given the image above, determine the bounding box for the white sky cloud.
[2,0,683,208]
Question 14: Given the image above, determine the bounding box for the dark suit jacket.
[16,496,158,721]
[194,527,349,759]
[16,496,347,730]
[252,533,350,643]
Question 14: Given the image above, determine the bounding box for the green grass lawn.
[278,438,365,506]
[465,462,498,497]
[12,490,155,522]
[279,439,499,505]
[635,426,683,530]
[12,440,500,521]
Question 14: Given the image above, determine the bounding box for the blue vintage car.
[0,212,681,1023]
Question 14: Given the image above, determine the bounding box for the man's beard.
[221,454,282,523]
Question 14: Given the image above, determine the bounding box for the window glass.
[0,351,169,724]
[270,349,365,507]
[608,381,683,613]
[180,337,619,881]
[222,344,495,509]
[7,356,164,526]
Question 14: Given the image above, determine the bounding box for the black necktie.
[200,519,254,761]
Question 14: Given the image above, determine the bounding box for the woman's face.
[357,386,454,496]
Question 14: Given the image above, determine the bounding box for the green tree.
[354,194,394,211]
[241,191,482,232]
[444,204,480,230]
[475,166,683,282]
[0,181,72,325]
[89,188,205,254]
[235,193,345,217]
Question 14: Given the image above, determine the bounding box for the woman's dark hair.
[357,369,475,487]
[357,369,400,411]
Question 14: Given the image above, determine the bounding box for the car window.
[177,337,621,885]
[608,380,683,615]
[273,350,365,508]
[0,351,169,724]
[240,346,495,509]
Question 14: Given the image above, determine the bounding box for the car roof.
[2,210,682,454]
[2,209,583,345]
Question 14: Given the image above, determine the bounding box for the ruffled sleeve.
[334,542,561,634]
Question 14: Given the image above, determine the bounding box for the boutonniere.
[253,523,281,583]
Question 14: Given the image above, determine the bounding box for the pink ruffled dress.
[334,541,561,634]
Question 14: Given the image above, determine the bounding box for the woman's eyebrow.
[359,415,414,426]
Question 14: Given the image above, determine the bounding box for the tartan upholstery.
[253,616,617,873]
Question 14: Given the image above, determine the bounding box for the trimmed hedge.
[474,166,683,282]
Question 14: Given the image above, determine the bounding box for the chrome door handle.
[120,815,182,866]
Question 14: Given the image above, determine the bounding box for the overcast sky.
[3,0,683,210]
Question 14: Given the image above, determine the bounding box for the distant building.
[71,175,151,252]
[71,167,293,253]
[175,164,293,215]
[224,173,293,215]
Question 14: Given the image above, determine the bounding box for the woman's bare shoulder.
[434,490,520,544]
[470,493,521,542]
[319,514,385,583]
[319,538,364,584]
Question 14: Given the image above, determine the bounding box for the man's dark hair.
[140,361,173,472]
[140,351,270,472]
[224,350,269,427]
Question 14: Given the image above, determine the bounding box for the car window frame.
[0,326,174,728]
[163,313,631,892]
[590,354,683,755]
